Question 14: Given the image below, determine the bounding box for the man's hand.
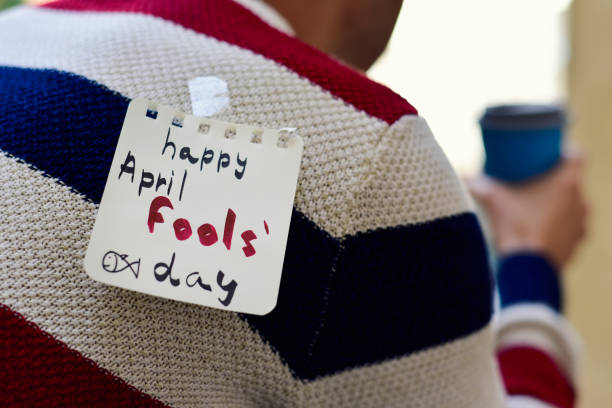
[469,152,588,268]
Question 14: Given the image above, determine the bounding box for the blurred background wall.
[567,1,612,406]
[370,0,610,406]
[369,0,570,175]
[0,0,19,10]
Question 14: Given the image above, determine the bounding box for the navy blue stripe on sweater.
[247,211,493,380]
[0,66,494,380]
[0,66,128,203]
[497,253,562,312]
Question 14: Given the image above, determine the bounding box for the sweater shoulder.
[40,0,417,125]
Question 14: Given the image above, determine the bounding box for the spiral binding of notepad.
[143,102,297,149]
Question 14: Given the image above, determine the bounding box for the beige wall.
[568,1,612,406]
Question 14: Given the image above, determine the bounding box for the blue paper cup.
[480,104,566,182]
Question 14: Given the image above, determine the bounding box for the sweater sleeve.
[494,253,581,408]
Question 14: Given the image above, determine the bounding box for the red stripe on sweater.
[41,0,417,124]
[497,346,576,408]
[0,304,170,408]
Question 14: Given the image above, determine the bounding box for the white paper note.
[84,98,303,315]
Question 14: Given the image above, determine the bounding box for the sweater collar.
[231,0,294,36]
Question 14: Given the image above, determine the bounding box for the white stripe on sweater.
[306,323,506,408]
[506,395,557,408]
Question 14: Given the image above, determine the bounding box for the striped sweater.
[0,0,579,407]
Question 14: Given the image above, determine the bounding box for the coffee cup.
[480,104,565,182]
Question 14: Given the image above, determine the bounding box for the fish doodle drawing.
[101,250,141,278]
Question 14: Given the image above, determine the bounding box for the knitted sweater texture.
[0,0,578,407]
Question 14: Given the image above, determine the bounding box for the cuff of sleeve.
[497,253,563,313]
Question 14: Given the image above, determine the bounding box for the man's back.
[0,1,577,407]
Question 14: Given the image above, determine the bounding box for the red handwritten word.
[147,196,268,258]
